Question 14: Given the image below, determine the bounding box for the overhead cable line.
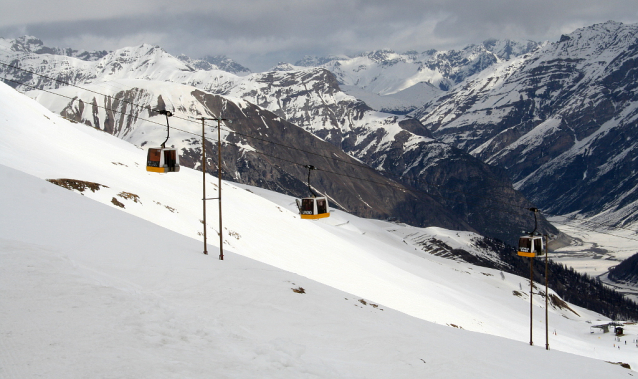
[3,74,531,218]
[0,60,377,172]
[0,76,169,129]
[0,74,576,219]
[0,60,530,197]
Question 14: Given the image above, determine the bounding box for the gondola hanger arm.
[154,109,173,148]
[304,165,318,197]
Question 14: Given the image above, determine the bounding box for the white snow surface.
[1,81,637,377]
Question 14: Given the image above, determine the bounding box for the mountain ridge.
[412,20,638,230]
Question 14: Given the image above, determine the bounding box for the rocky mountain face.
[413,21,638,229]
[0,36,554,243]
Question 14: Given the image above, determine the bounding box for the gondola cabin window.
[164,149,177,168]
[316,198,327,214]
[147,148,161,168]
[301,198,314,215]
[297,197,330,219]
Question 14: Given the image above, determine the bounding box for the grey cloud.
[1,0,637,71]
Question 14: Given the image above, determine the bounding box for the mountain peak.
[558,20,636,43]
[270,62,299,71]
[201,55,251,75]
[295,55,345,67]
[10,35,45,52]
[5,35,109,61]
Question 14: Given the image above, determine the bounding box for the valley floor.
[548,216,638,302]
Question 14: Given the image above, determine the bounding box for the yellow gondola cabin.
[297,196,330,219]
[517,235,544,257]
[146,147,180,173]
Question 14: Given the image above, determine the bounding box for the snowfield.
[1,81,637,378]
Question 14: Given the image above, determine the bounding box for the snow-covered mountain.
[177,54,252,75]
[296,41,542,94]
[413,21,638,231]
[0,35,250,74]
[0,36,549,244]
[292,40,541,114]
[1,35,109,61]
[1,78,636,378]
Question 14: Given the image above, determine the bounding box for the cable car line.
[0,76,169,129]
[1,61,633,226]
[6,72,638,236]
[0,61,547,204]
[0,74,566,219]
[0,60,378,173]
[229,142,535,218]
[3,66,456,202]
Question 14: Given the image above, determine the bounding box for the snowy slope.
[3,165,635,379]
[0,81,513,334]
[1,76,638,377]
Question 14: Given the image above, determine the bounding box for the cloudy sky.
[2,0,637,71]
